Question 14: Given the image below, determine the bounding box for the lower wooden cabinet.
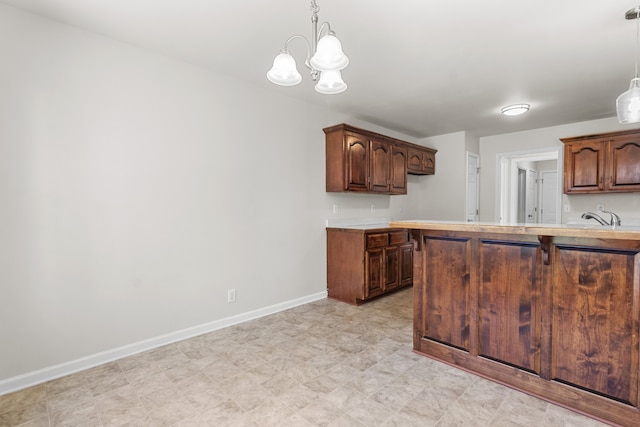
[411,228,640,426]
[327,227,412,305]
[550,238,638,404]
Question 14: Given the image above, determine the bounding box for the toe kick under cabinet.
[327,227,413,305]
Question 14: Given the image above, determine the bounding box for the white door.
[466,152,480,222]
[525,169,538,223]
[539,170,558,224]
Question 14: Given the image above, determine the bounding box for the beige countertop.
[388,220,640,240]
[326,223,390,231]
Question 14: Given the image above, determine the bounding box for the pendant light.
[267,0,349,94]
[617,6,640,124]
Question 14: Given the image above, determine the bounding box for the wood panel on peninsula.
[390,220,640,427]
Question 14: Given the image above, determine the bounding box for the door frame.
[496,147,562,224]
[466,151,480,223]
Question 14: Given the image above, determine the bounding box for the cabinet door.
[370,140,391,193]
[423,150,435,174]
[390,146,407,194]
[551,243,640,404]
[421,235,472,351]
[478,239,542,373]
[345,133,370,191]
[399,243,413,286]
[563,140,605,193]
[407,148,424,174]
[365,248,384,299]
[384,247,400,291]
[607,136,640,192]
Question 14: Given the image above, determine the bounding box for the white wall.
[478,117,640,223]
[414,132,469,220]
[0,4,424,390]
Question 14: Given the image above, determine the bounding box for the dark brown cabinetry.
[551,239,638,405]
[407,146,436,175]
[369,140,408,194]
[326,227,412,305]
[562,129,640,193]
[409,225,640,427]
[325,124,435,195]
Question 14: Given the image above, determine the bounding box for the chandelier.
[267,0,349,94]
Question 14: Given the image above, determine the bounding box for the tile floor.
[0,287,611,426]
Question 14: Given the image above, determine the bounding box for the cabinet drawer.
[389,231,409,245]
[367,233,389,248]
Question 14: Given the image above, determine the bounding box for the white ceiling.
[2,0,638,138]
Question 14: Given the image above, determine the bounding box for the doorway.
[497,147,562,224]
[539,170,558,224]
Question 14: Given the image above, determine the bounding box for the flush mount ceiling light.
[617,5,640,124]
[267,0,349,94]
[501,104,530,116]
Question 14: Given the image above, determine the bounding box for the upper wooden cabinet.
[407,146,436,175]
[324,124,436,195]
[562,129,640,194]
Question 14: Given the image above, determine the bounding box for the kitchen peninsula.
[389,220,640,426]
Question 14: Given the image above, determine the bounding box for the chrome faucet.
[581,211,622,227]
[601,210,622,227]
[581,212,608,226]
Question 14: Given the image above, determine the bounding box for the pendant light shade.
[267,52,302,86]
[617,6,640,124]
[315,70,347,94]
[310,34,349,71]
[617,78,640,123]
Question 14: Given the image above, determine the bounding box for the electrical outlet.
[370,204,376,213]
[227,288,236,303]
[333,204,339,214]
[563,204,570,213]
[596,204,605,211]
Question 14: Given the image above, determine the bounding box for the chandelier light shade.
[310,34,349,71]
[266,52,303,86]
[267,0,349,94]
[617,6,640,124]
[315,70,347,94]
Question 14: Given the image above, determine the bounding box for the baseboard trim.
[0,290,328,396]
